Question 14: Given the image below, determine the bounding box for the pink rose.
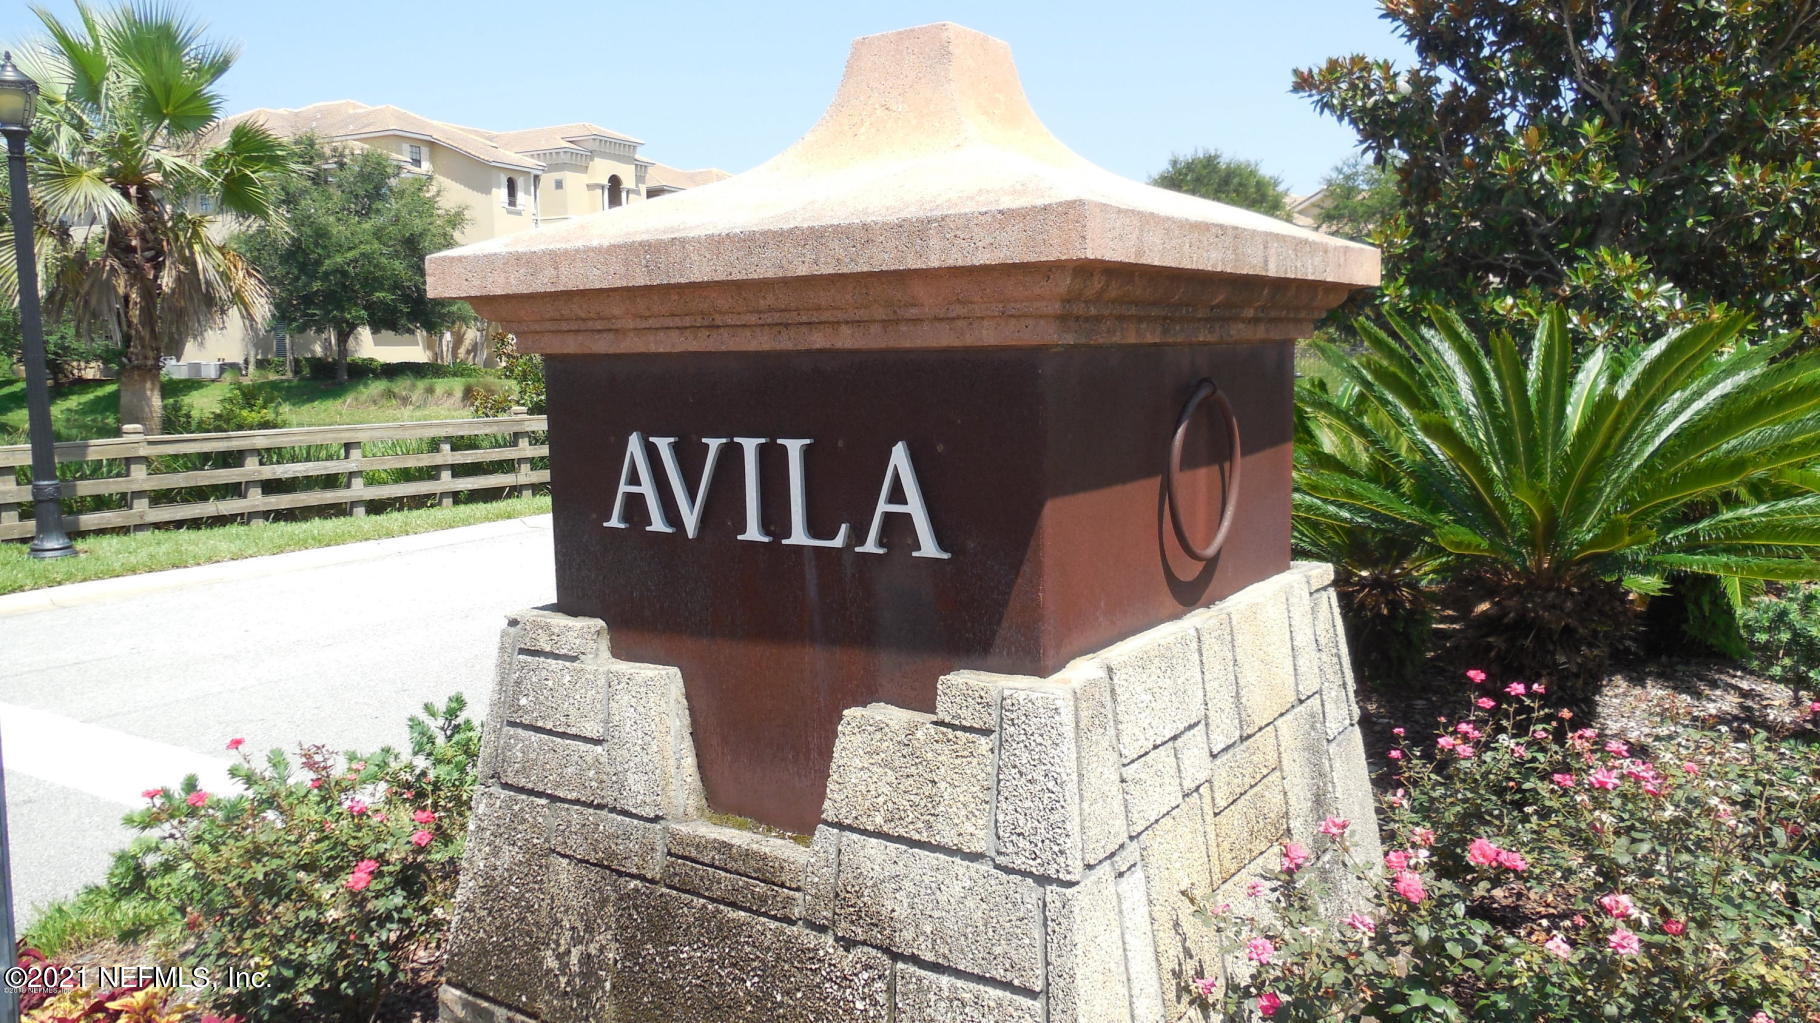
[1392,727,1406,737]
[1661,919,1685,936]
[1318,816,1350,837]
[1476,697,1496,710]
[345,871,372,892]
[1245,937,1276,964]
[1456,744,1476,758]
[1191,977,1218,999]
[1598,893,1636,919]
[1392,870,1427,904]
[309,778,323,789]
[1411,827,1435,847]
[1607,927,1641,955]
[1511,743,1529,759]
[1552,773,1577,788]
[225,737,244,751]
[1495,849,1529,872]
[1467,837,1502,867]
[1281,842,1311,874]
[1465,669,1487,684]
[1544,934,1573,959]
[142,788,162,800]
[1388,749,1405,760]
[1437,735,1458,750]
[1680,763,1699,776]
[1505,682,1527,696]
[1258,992,1284,1017]
[413,810,437,824]
[346,799,369,815]
[1343,912,1376,935]
[186,791,209,807]
[1384,850,1410,871]
[1589,768,1621,790]
[411,829,434,847]
[1604,740,1631,758]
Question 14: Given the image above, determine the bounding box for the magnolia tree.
[1295,0,1820,347]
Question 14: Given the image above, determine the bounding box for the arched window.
[608,174,623,209]
[505,176,518,208]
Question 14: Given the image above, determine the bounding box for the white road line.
[0,703,238,806]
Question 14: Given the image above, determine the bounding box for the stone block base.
[442,564,1375,1023]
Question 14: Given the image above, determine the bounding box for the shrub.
[1296,307,1820,699]
[108,696,480,1021]
[472,330,544,417]
[1741,585,1820,704]
[1192,676,1820,1022]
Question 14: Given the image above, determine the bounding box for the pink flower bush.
[1468,837,1503,866]
[1385,849,1411,870]
[1281,842,1311,873]
[346,799,370,815]
[1246,936,1277,964]
[413,809,437,824]
[410,829,434,847]
[1496,849,1529,872]
[1257,992,1283,1017]
[1552,772,1577,787]
[1320,816,1351,837]
[1589,768,1621,790]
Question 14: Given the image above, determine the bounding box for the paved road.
[0,515,555,923]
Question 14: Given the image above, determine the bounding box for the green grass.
[0,374,513,443]
[24,883,183,959]
[0,494,549,595]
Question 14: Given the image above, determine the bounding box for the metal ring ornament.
[1165,378,1241,562]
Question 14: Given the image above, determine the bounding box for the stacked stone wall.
[441,563,1376,1023]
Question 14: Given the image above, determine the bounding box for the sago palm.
[10,2,294,433]
[1297,307,1820,693]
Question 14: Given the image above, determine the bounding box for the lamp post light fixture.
[0,52,74,561]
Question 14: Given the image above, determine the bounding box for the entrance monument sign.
[432,22,1381,1023]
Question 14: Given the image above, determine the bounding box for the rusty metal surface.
[545,343,1291,833]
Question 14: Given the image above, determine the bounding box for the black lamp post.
[0,52,73,561]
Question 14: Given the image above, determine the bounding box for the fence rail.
[0,411,548,541]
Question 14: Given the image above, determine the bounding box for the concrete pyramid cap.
[427,21,1377,312]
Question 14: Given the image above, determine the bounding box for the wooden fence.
[0,411,548,541]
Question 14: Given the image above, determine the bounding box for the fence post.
[123,424,149,534]
[243,449,266,525]
[346,440,366,517]
[511,407,533,499]
[438,437,455,508]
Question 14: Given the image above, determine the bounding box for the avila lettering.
[603,434,952,559]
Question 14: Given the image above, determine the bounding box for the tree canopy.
[1149,149,1292,219]
[243,137,470,381]
[1294,0,1820,346]
[13,1,295,432]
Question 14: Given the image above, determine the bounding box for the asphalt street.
[0,514,555,923]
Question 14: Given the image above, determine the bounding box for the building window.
[408,144,424,168]
[198,195,212,213]
[608,174,623,208]
[505,177,518,208]
[552,177,564,190]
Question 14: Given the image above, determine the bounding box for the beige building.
[183,100,728,367]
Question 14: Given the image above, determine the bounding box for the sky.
[2,1,1416,195]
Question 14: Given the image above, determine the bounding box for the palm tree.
[12,2,294,433]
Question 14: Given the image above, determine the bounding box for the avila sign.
[430,22,1380,1023]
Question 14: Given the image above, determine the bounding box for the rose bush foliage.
[105,696,479,1022]
[1192,677,1819,1022]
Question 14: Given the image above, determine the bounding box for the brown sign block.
[547,341,1287,833]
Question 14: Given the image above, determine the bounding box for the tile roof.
[219,100,546,171]
[485,122,645,153]
[645,162,732,190]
